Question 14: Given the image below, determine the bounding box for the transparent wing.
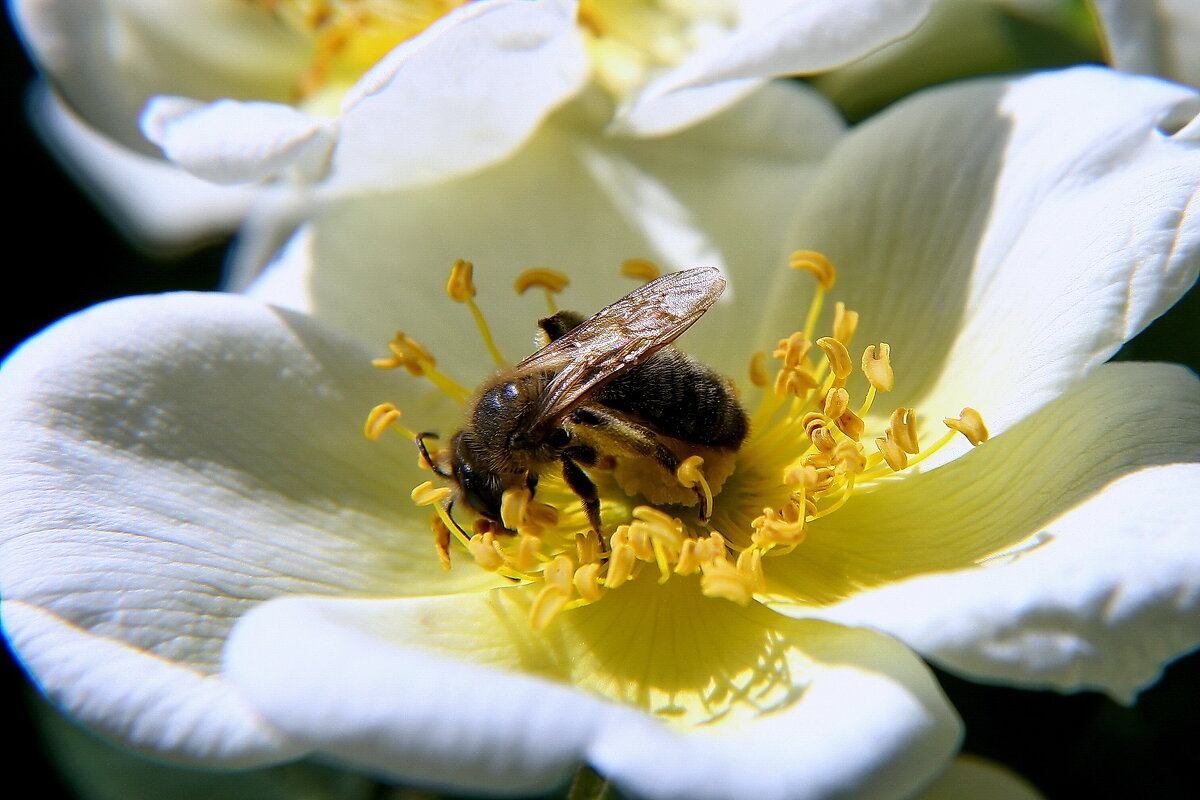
[519,267,726,431]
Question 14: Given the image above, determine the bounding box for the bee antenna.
[415,432,452,479]
[444,500,471,540]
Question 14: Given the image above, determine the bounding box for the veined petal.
[225,587,961,800]
[773,363,1200,701]
[0,293,494,762]
[767,66,1200,443]
[3,601,304,767]
[27,83,256,250]
[244,82,842,374]
[330,0,589,191]
[1092,0,1200,89]
[768,362,1200,603]
[618,0,929,134]
[141,97,335,184]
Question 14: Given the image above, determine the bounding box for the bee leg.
[570,406,711,521]
[560,451,602,535]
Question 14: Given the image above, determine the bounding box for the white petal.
[225,593,961,800]
[247,82,841,376]
[26,83,256,251]
[785,365,1200,701]
[915,755,1044,800]
[3,601,303,767]
[141,96,335,184]
[330,0,589,191]
[619,0,929,133]
[1092,0,1200,89]
[768,66,1200,442]
[0,293,493,762]
[9,0,307,151]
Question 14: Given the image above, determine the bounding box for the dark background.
[4,13,1198,800]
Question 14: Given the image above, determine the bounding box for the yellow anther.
[500,486,531,531]
[411,481,451,506]
[543,554,575,596]
[749,351,769,387]
[816,337,853,380]
[604,543,637,588]
[632,506,685,549]
[576,530,602,565]
[736,547,766,593]
[775,367,818,398]
[945,407,989,446]
[773,332,812,370]
[889,407,920,454]
[862,343,894,392]
[876,431,909,472]
[675,455,705,488]
[831,440,867,474]
[431,515,452,572]
[530,585,571,631]
[751,501,805,547]
[374,332,436,375]
[364,403,402,440]
[524,501,560,533]
[467,531,506,572]
[833,408,865,441]
[514,267,570,295]
[674,539,703,575]
[833,302,859,345]
[789,250,836,289]
[573,562,605,603]
[823,388,850,418]
[700,557,754,605]
[447,258,476,302]
[622,258,660,282]
[513,533,542,572]
[810,424,837,454]
[625,522,655,561]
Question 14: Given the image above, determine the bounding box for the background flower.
[2,57,1200,800]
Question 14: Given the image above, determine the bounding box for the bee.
[417,267,748,534]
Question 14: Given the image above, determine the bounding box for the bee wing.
[519,267,726,430]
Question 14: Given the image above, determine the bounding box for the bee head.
[451,431,507,522]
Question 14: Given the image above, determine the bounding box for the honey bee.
[417,267,748,534]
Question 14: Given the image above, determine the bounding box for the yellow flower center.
[249,0,735,110]
[367,255,988,631]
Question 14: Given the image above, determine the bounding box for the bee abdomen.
[597,349,747,449]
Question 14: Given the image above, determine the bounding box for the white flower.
[1090,0,1200,91]
[2,66,1198,799]
[9,0,930,247]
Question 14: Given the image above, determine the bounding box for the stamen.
[447,260,506,367]
[432,515,452,571]
[675,455,713,518]
[789,250,836,289]
[374,332,470,403]
[944,407,990,446]
[468,530,506,572]
[889,407,920,454]
[604,543,637,588]
[364,402,416,441]
[530,585,571,631]
[622,258,660,282]
[862,343,895,392]
[411,481,452,507]
[573,562,605,603]
[816,337,853,382]
[875,430,909,471]
[749,351,769,387]
[500,486,531,531]
[833,302,859,345]
[514,267,570,315]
